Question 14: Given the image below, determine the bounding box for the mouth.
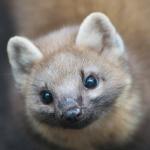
[59,120,90,129]
[59,113,97,129]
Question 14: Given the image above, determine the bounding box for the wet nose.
[63,108,81,122]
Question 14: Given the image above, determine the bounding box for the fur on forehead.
[33,26,79,55]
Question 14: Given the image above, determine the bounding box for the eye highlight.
[83,75,98,89]
[40,90,53,104]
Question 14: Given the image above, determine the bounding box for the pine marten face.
[26,49,128,129]
[7,13,130,130]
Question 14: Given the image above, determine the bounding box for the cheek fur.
[27,102,58,127]
[85,81,104,100]
[90,84,125,112]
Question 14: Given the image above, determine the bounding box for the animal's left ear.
[76,12,125,57]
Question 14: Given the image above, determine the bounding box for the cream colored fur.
[7,12,143,150]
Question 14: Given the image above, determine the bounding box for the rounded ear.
[7,36,43,88]
[76,12,125,57]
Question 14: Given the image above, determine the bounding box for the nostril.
[63,108,81,122]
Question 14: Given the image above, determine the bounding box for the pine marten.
[7,12,145,150]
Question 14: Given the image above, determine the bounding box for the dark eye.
[83,75,98,89]
[40,90,53,104]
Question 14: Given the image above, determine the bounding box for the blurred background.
[0,0,150,149]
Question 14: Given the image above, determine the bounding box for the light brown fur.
[7,1,150,150]
[17,26,142,150]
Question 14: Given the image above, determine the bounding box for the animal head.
[7,12,131,129]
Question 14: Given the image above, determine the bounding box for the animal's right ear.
[7,36,43,88]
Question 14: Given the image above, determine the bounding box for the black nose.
[63,108,81,122]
